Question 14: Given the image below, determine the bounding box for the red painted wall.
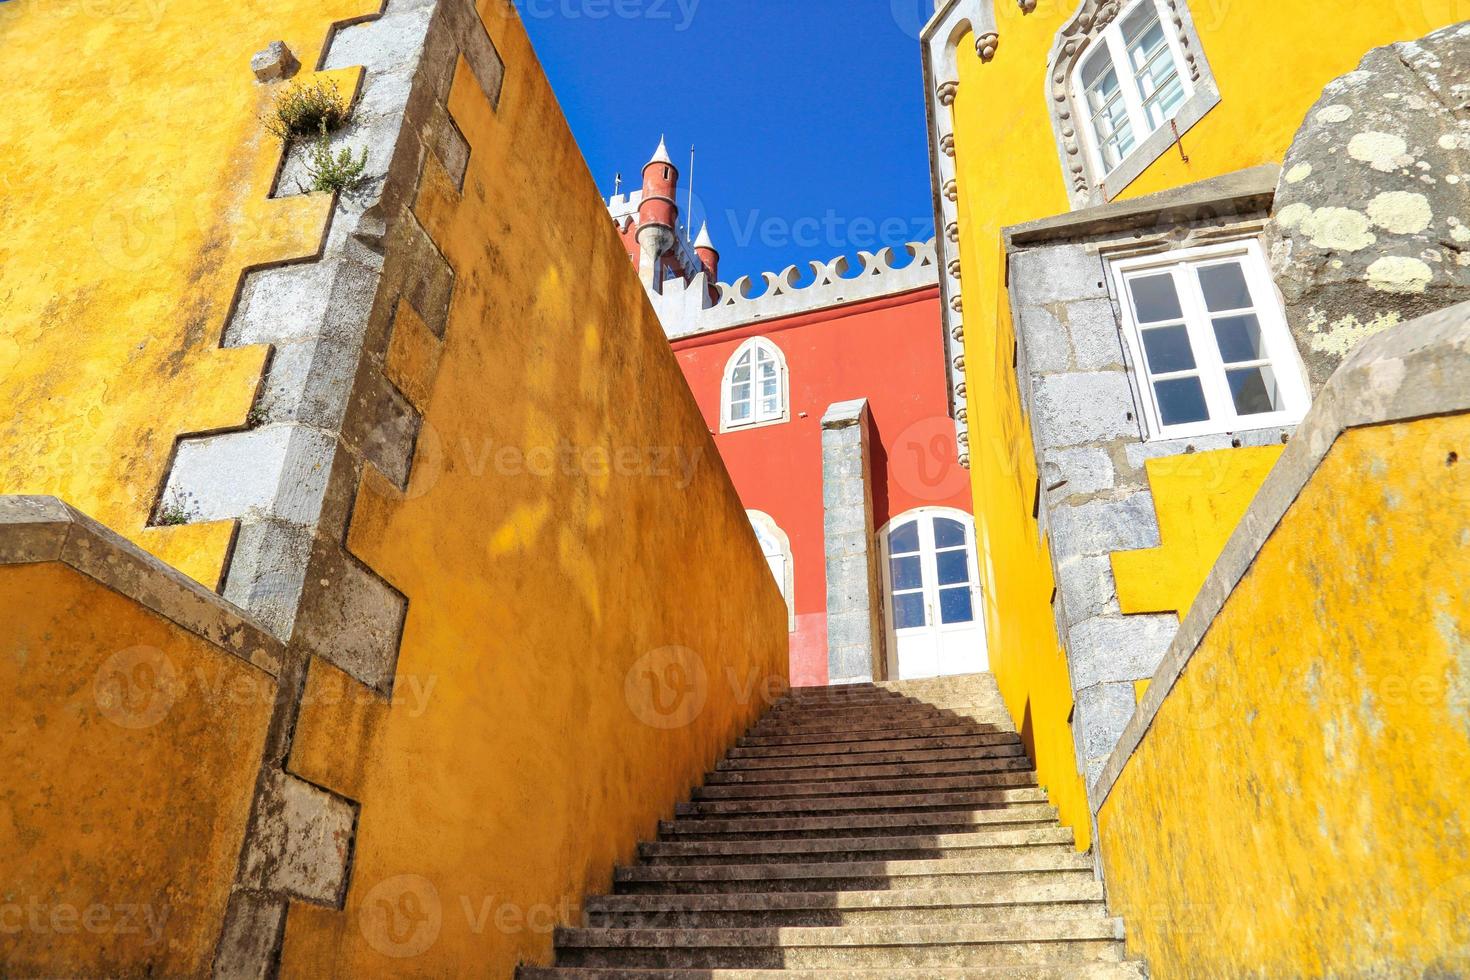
[671,286,972,686]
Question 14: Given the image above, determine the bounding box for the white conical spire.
[693,221,716,252]
[649,135,674,167]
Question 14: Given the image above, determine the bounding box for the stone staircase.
[521,674,1145,978]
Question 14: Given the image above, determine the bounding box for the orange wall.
[2,562,274,976]
[275,5,790,976]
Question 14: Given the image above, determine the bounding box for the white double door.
[880,509,988,680]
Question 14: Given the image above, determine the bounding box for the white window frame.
[1071,0,1193,183]
[1048,0,1220,208]
[747,510,795,632]
[720,337,790,433]
[1109,239,1311,441]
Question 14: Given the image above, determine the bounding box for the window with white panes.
[721,338,789,431]
[1110,240,1310,440]
[1074,0,1191,176]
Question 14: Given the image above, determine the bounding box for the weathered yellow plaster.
[0,0,377,587]
[1,562,274,975]
[1110,446,1284,617]
[945,1,1457,849]
[1099,415,1470,976]
[276,8,790,975]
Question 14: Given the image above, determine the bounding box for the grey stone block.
[161,425,336,527]
[1074,681,1138,771]
[1032,371,1138,449]
[240,770,357,906]
[1047,491,1160,559]
[1054,554,1120,627]
[1011,245,1109,306]
[1015,305,1070,374]
[1066,298,1127,371]
[1045,446,1116,498]
[212,892,286,980]
[250,41,299,83]
[1067,613,1179,690]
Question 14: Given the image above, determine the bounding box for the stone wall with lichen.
[1268,21,1470,389]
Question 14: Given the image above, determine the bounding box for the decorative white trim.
[747,509,796,632]
[921,0,992,471]
[651,240,938,341]
[720,336,790,434]
[1047,0,1220,210]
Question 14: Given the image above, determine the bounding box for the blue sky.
[520,0,938,283]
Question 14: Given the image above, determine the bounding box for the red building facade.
[611,142,978,686]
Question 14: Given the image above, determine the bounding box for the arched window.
[747,510,795,631]
[721,338,789,432]
[1049,0,1219,208]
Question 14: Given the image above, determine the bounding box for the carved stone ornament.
[977,31,999,63]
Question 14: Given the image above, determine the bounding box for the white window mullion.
[1106,28,1152,155]
[1241,246,1309,419]
[1175,262,1236,422]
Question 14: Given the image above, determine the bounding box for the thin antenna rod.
[687,145,696,236]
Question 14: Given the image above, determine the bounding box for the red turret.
[637,136,679,233]
[693,221,719,281]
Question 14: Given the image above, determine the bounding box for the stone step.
[660,804,1060,841]
[707,755,1031,785]
[552,920,1127,969]
[718,742,1028,772]
[613,855,1095,895]
[582,883,1106,929]
[640,827,1076,866]
[522,964,1148,979]
[768,701,1011,720]
[749,714,1006,738]
[738,724,1010,749]
[763,702,1004,725]
[676,787,1048,818]
[730,730,1022,758]
[692,771,1036,802]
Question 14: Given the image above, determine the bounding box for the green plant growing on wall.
[303,122,368,194]
[155,492,198,527]
[265,78,350,141]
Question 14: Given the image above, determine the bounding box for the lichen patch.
[1366,256,1433,294]
[1348,131,1410,173]
[1300,207,1376,252]
[1366,191,1433,235]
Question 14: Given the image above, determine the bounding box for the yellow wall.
[1110,446,1283,619]
[946,0,1459,845]
[273,6,790,975]
[0,0,377,587]
[1,562,274,975]
[1098,414,1470,977]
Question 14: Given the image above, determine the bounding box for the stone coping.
[0,495,284,676]
[1004,163,1280,249]
[1091,301,1470,811]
